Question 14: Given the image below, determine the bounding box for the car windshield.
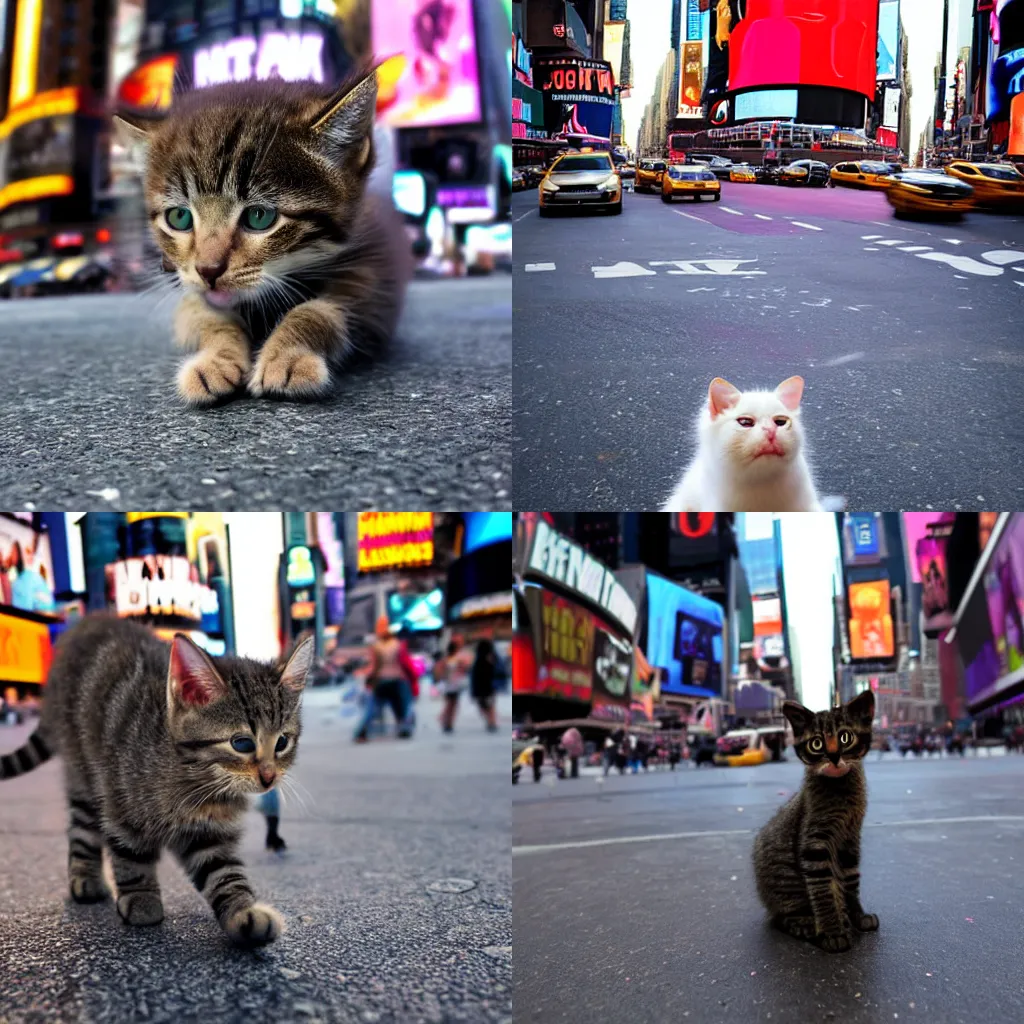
[861,162,892,174]
[552,156,612,172]
[669,168,702,180]
[652,162,667,171]
[980,165,1024,180]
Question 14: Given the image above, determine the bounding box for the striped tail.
[0,731,52,779]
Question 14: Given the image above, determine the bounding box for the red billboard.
[727,0,880,101]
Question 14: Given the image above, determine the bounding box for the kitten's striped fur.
[0,615,313,948]
[752,691,878,953]
[115,67,410,406]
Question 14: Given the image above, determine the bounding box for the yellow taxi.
[538,151,622,217]
[635,159,668,192]
[661,164,721,203]
[885,170,975,218]
[713,729,770,767]
[829,160,897,189]
[943,161,1024,207]
[729,163,757,183]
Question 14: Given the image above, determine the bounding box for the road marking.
[792,221,822,231]
[754,214,772,220]
[591,261,657,278]
[1017,281,1024,287]
[673,209,712,224]
[898,245,932,252]
[863,247,879,251]
[720,206,744,215]
[687,287,717,292]
[511,815,1024,856]
[981,249,1024,265]
[649,258,766,276]
[513,208,536,223]
[944,238,963,245]
[876,239,909,246]
[524,263,555,272]
[801,298,831,307]
[825,352,866,365]
[915,252,1003,276]
[862,234,883,240]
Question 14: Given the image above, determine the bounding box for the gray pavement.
[0,276,511,510]
[512,185,1024,509]
[513,752,1024,1024]
[0,687,512,1024]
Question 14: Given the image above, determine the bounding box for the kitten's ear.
[782,700,815,737]
[280,634,315,694]
[845,689,875,727]
[708,377,741,419]
[112,111,162,153]
[775,376,805,412]
[168,634,228,709]
[309,65,378,166]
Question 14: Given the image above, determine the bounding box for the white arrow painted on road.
[525,263,556,272]
[591,261,657,278]
[915,252,1003,276]
[649,259,766,276]
[981,250,1024,265]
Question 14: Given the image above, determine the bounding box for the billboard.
[0,516,55,613]
[357,512,434,572]
[644,571,723,696]
[593,625,632,706]
[877,0,900,81]
[372,0,481,128]
[848,579,894,660]
[603,21,626,87]
[464,512,512,554]
[883,86,901,129]
[520,586,594,702]
[982,516,1024,680]
[387,588,445,632]
[990,44,1024,122]
[708,0,880,103]
[679,42,705,116]
[535,57,616,105]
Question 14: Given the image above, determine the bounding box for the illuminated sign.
[449,592,514,620]
[357,512,434,572]
[686,0,703,41]
[532,589,594,702]
[678,41,705,115]
[0,609,51,685]
[112,555,209,621]
[990,45,1024,120]
[877,0,900,81]
[849,514,880,557]
[193,32,324,88]
[117,55,177,111]
[673,513,716,539]
[536,58,616,105]
[286,545,316,587]
[847,579,895,659]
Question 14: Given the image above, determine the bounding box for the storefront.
[513,516,636,729]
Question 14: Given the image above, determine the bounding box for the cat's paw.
[177,349,250,405]
[223,901,284,948]
[854,912,879,932]
[249,347,330,399]
[116,892,164,926]
[70,876,110,903]
[817,930,852,954]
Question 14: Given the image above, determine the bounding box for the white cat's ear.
[168,634,228,710]
[309,65,378,165]
[279,634,315,694]
[776,376,805,411]
[708,377,741,419]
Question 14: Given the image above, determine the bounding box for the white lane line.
[863,247,879,251]
[590,261,657,279]
[825,352,866,365]
[524,263,555,272]
[754,214,772,220]
[513,208,536,223]
[915,252,1003,276]
[687,287,717,292]
[720,206,744,215]
[792,221,822,231]
[673,209,712,225]
[898,245,932,252]
[981,249,1024,265]
[862,234,883,240]
[511,815,1024,856]
[876,239,909,246]
[944,238,964,245]
[1017,281,1024,287]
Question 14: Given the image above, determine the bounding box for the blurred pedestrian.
[470,638,499,733]
[560,727,584,778]
[438,637,473,734]
[354,616,416,743]
[602,735,616,776]
[257,788,286,852]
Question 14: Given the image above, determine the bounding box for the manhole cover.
[426,878,477,894]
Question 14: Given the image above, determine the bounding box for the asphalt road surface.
[512,183,1024,509]
[513,751,1024,1024]
[0,688,512,1024]
[0,276,511,510]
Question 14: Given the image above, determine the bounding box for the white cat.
[661,376,823,512]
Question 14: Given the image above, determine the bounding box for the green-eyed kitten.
[0,616,313,948]
[752,690,878,953]
[114,68,410,405]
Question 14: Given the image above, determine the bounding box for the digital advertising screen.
[982,515,1024,678]
[0,517,55,614]
[521,586,594,703]
[464,512,513,554]
[644,572,723,696]
[357,512,434,573]
[989,43,1024,121]
[372,0,482,128]
[847,579,895,660]
[876,0,900,81]
[592,626,632,706]
[387,589,445,632]
[535,57,616,105]
[734,88,797,121]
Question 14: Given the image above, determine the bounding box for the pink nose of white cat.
[764,425,778,442]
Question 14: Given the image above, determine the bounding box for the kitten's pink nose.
[258,766,277,788]
[196,258,228,288]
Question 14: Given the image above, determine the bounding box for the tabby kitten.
[752,691,878,953]
[0,616,313,948]
[113,67,410,405]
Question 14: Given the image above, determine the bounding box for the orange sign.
[357,512,434,572]
[848,580,894,659]
[117,55,177,112]
[0,610,52,685]
[1010,92,1024,157]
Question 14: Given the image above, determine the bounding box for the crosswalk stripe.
[861,234,883,240]
[876,239,908,246]
[792,221,822,231]
[525,263,556,272]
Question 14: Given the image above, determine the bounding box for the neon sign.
[193,32,324,88]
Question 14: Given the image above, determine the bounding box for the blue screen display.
[465,513,512,554]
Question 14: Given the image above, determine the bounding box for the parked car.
[512,168,527,191]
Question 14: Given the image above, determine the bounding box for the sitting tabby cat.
[752,691,878,953]
[0,616,313,948]
[114,67,409,405]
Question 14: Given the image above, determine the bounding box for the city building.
[636,48,675,156]
[601,0,631,147]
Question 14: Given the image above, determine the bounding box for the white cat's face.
[701,376,806,477]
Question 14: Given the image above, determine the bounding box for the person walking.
[470,638,499,733]
[257,788,286,853]
[354,616,415,742]
[438,637,473,733]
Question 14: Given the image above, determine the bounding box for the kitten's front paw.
[855,912,879,932]
[223,901,284,948]
[116,892,164,926]
[177,349,250,406]
[249,347,330,399]
[817,930,852,954]
[70,876,110,903]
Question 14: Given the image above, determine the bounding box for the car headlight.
[599,176,620,192]
[541,180,559,192]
